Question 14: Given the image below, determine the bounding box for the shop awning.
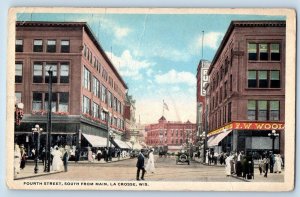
[132,143,143,150]
[112,139,131,149]
[82,133,108,147]
[126,142,133,149]
[208,130,232,147]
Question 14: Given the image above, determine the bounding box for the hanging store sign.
[208,121,285,137]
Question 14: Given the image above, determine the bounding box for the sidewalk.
[14,156,132,180]
[14,163,63,180]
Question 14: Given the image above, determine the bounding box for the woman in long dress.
[225,154,232,176]
[145,149,155,173]
[14,144,21,176]
[274,154,283,173]
[52,146,63,171]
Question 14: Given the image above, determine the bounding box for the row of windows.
[247,100,280,121]
[15,62,69,84]
[83,44,124,98]
[82,96,125,130]
[248,70,280,88]
[16,39,70,53]
[32,92,69,112]
[210,102,231,131]
[248,43,280,61]
[83,67,123,114]
[147,139,185,145]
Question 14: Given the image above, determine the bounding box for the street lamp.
[32,124,43,173]
[102,108,110,162]
[268,130,279,153]
[109,132,115,161]
[45,69,53,172]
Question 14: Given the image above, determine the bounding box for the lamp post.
[268,130,279,153]
[32,124,43,174]
[102,109,110,162]
[109,132,115,161]
[44,69,53,172]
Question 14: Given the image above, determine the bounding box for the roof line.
[16,21,128,89]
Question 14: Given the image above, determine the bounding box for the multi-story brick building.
[206,21,285,156]
[145,116,197,152]
[14,21,129,151]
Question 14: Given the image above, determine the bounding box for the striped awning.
[82,133,109,148]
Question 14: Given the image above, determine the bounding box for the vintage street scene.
[11,10,289,187]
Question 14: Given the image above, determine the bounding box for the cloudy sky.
[18,13,284,124]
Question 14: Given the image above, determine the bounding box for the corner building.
[145,116,197,153]
[206,21,285,157]
[15,21,129,150]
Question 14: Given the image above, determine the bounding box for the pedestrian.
[225,153,232,176]
[269,151,275,173]
[136,150,146,180]
[274,154,283,173]
[63,148,69,172]
[205,150,209,164]
[14,144,21,177]
[97,149,102,161]
[236,151,244,177]
[263,154,270,178]
[88,147,93,162]
[258,156,263,175]
[41,147,46,166]
[75,148,80,163]
[20,144,27,170]
[145,149,155,173]
[52,145,64,171]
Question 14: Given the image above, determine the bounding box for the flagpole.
[162,100,164,117]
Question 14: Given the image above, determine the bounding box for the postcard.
[6,7,296,191]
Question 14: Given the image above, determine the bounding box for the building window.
[16,39,23,52]
[101,84,107,103]
[33,40,43,52]
[248,43,281,61]
[270,71,280,88]
[248,70,280,88]
[32,93,42,111]
[107,91,112,108]
[15,92,22,103]
[93,102,100,118]
[270,101,280,120]
[82,96,91,114]
[45,63,57,83]
[258,101,267,121]
[258,71,268,88]
[92,77,100,98]
[60,63,69,83]
[259,44,268,61]
[15,63,23,83]
[45,93,57,112]
[247,100,256,121]
[61,40,70,53]
[83,67,91,91]
[228,102,231,122]
[47,40,56,53]
[33,63,43,83]
[59,92,69,112]
[248,71,257,88]
[270,44,280,61]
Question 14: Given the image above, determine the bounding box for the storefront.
[207,121,284,157]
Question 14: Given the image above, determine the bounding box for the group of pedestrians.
[136,149,155,181]
[258,152,283,178]
[14,143,70,177]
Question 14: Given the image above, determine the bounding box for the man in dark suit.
[136,150,146,180]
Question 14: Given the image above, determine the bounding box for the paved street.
[16,156,283,182]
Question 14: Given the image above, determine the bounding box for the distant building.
[145,116,197,152]
[206,21,285,156]
[15,21,129,151]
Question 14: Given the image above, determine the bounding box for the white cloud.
[100,18,131,40]
[155,69,196,86]
[106,50,152,79]
[192,31,224,51]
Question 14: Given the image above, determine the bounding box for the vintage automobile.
[176,150,190,165]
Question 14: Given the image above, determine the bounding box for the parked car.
[176,150,190,165]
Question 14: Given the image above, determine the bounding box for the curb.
[14,171,63,180]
